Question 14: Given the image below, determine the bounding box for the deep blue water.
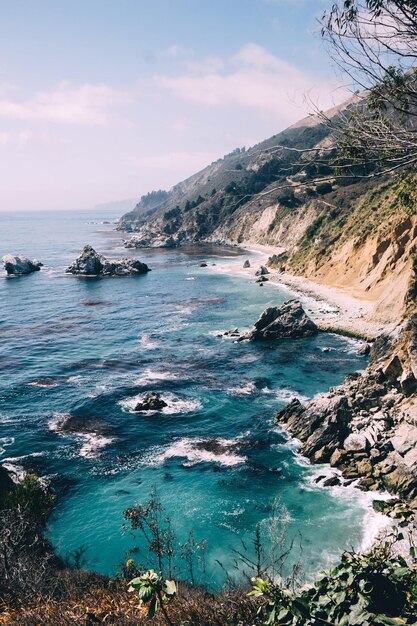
[0,209,379,588]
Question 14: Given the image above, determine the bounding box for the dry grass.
[0,571,261,626]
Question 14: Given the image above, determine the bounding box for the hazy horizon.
[0,0,346,213]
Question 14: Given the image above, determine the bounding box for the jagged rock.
[243,259,251,268]
[322,475,341,487]
[247,300,318,341]
[267,252,288,269]
[392,424,417,456]
[224,327,240,337]
[358,343,371,356]
[383,355,403,383]
[2,254,43,275]
[124,234,179,249]
[134,392,167,412]
[66,245,150,276]
[330,449,348,467]
[255,265,269,276]
[343,433,369,452]
[400,370,417,395]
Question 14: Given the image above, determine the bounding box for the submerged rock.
[2,254,43,275]
[66,245,150,276]
[247,300,318,341]
[134,392,167,412]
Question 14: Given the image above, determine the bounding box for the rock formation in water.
[255,265,269,276]
[66,245,150,276]
[134,392,167,412]
[246,300,318,341]
[2,255,43,275]
[243,259,250,268]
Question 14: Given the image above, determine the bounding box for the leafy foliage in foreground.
[252,538,417,626]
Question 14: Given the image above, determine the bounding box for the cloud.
[0,82,131,126]
[155,43,345,122]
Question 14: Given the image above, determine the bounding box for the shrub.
[315,181,333,195]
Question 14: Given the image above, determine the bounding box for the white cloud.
[0,81,132,126]
[155,43,345,122]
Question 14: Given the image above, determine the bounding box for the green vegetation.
[251,536,417,626]
[128,569,176,624]
[2,477,417,626]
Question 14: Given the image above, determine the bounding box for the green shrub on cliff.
[251,536,417,626]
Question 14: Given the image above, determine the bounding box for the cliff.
[118,96,417,327]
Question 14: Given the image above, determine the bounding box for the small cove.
[0,209,385,587]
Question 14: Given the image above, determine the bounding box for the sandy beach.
[212,243,395,340]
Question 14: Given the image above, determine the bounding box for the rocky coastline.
[275,316,417,528]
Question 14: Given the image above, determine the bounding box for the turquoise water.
[0,209,376,588]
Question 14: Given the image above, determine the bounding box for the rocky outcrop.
[66,245,150,276]
[2,255,43,275]
[124,233,179,249]
[246,300,318,341]
[255,265,269,276]
[275,319,417,499]
[243,259,251,268]
[0,465,14,504]
[134,392,167,412]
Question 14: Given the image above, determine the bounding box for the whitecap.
[78,433,114,459]
[119,392,202,415]
[150,437,247,467]
[227,382,257,396]
[185,277,195,281]
[138,334,160,350]
[48,412,71,432]
[135,368,179,386]
[0,437,15,456]
[263,387,309,403]
[303,463,393,552]
[67,375,83,385]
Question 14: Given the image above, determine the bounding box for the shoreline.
[206,241,397,554]
[209,242,393,341]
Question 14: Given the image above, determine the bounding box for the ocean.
[0,208,385,588]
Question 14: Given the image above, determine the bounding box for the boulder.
[66,245,150,276]
[2,254,43,275]
[200,262,208,267]
[134,392,167,412]
[255,265,269,276]
[243,259,251,268]
[256,276,268,283]
[343,433,369,452]
[248,300,318,341]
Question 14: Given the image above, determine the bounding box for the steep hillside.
[118,96,417,325]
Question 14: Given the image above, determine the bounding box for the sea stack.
[66,245,150,276]
[247,300,318,340]
[2,254,43,275]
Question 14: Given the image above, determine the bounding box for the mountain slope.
[118,95,417,325]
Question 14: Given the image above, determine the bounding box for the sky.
[0,0,348,212]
